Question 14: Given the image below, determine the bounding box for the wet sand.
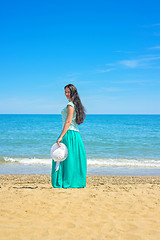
[0,175,160,240]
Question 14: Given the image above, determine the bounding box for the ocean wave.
[1,157,52,165]
[87,158,160,168]
[1,156,160,168]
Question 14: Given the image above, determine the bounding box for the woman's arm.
[57,105,74,146]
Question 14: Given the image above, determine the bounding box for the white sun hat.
[50,143,68,171]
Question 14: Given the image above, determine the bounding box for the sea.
[0,114,160,175]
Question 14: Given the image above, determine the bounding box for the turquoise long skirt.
[51,130,87,188]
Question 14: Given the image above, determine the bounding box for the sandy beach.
[0,175,160,240]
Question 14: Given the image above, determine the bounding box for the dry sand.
[0,175,160,240]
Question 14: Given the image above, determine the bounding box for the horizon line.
[0,113,160,115]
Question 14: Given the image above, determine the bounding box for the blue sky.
[0,0,160,114]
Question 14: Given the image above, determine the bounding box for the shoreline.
[1,175,160,239]
[0,163,160,176]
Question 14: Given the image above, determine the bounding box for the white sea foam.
[2,156,160,168]
[87,158,160,168]
[3,157,52,165]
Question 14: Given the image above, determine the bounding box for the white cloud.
[141,56,160,61]
[141,65,160,69]
[113,50,122,53]
[113,50,136,54]
[118,56,160,68]
[140,23,160,28]
[105,63,115,66]
[96,68,116,73]
[148,46,160,50]
[118,60,139,68]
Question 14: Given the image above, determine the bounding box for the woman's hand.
[57,136,63,147]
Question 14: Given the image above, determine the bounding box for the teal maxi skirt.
[51,130,87,188]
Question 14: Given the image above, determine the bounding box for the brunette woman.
[51,84,87,188]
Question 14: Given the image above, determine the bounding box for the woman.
[51,84,87,188]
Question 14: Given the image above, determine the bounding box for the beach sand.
[0,175,160,240]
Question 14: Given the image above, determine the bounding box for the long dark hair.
[64,84,86,125]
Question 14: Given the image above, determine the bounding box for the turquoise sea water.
[0,114,160,175]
